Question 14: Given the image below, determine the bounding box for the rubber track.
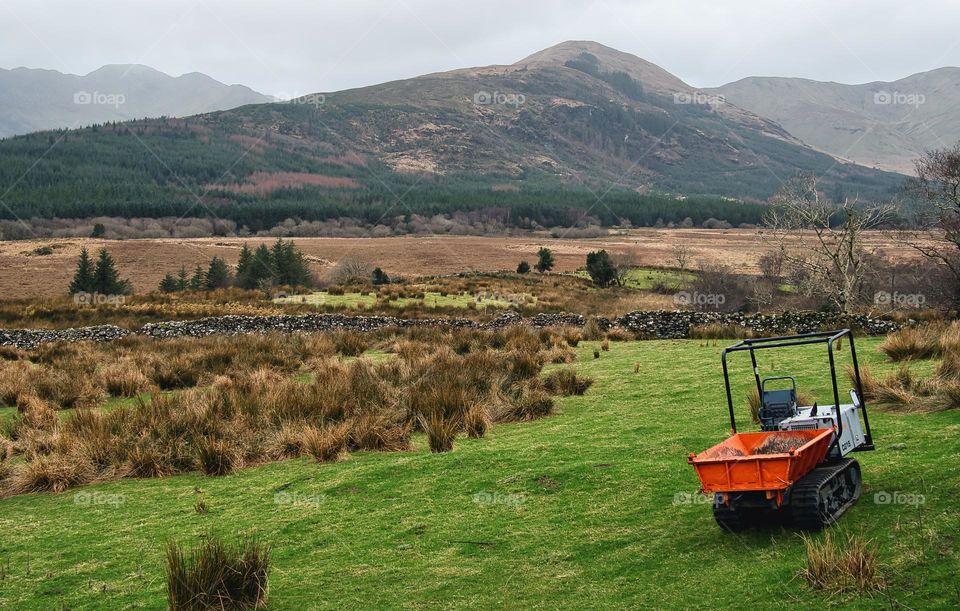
[791,458,859,530]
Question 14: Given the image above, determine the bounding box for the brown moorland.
[0,229,920,301]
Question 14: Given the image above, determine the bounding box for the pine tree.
[247,244,274,289]
[371,267,390,285]
[205,256,231,290]
[188,266,205,291]
[92,248,130,294]
[69,247,95,294]
[235,244,252,288]
[535,247,555,273]
[159,273,179,293]
[176,266,189,291]
[516,260,531,274]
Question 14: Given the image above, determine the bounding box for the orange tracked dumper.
[689,330,875,531]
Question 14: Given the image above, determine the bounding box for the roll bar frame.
[721,329,874,454]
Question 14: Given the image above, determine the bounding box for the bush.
[195,438,240,476]
[166,536,270,610]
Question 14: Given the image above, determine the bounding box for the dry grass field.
[0,229,919,301]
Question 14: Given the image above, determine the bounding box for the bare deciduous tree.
[902,143,960,303]
[762,174,894,314]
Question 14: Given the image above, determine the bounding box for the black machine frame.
[720,329,874,454]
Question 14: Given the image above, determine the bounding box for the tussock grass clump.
[418,412,459,453]
[464,403,490,438]
[689,324,755,340]
[7,454,95,494]
[800,531,883,594]
[99,359,153,397]
[879,326,940,361]
[301,424,350,462]
[605,327,632,341]
[166,537,270,610]
[581,317,604,341]
[1,326,571,497]
[543,369,593,396]
[331,331,368,357]
[195,438,241,476]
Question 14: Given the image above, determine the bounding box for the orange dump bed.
[689,429,833,494]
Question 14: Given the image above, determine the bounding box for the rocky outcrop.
[0,310,903,350]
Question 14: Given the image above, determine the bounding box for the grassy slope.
[0,338,958,609]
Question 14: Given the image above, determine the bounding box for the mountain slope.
[0,64,272,137]
[711,68,960,174]
[0,42,904,232]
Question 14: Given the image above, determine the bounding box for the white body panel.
[778,393,866,457]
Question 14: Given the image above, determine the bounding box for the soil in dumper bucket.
[753,434,808,455]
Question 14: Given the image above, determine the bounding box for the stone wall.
[0,310,903,350]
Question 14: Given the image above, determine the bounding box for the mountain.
[0,42,905,233]
[0,64,272,137]
[710,68,960,174]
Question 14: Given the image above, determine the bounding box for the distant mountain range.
[0,64,271,137]
[711,68,960,174]
[0,43,915,232]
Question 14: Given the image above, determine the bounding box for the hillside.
[0,42,905,233]
[0,64,272,137]
[711,68,960,174]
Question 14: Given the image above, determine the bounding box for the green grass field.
[273,291,530,310]
[1,338,958,609]
[572,266,694,290]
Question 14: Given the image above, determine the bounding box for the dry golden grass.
[800,531,883,594]
[0,326,578,497]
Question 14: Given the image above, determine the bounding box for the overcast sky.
[1,0,957,97]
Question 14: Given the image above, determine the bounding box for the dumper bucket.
[689,428,833,494]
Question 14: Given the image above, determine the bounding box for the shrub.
[166,536,270,611]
